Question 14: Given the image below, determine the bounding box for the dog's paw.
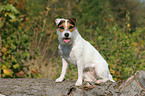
[75,80,82,86]
[55,77,63,82]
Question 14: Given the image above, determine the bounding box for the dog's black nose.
[64,33,69,37]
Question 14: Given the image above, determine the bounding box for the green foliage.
[109,0,145,32]
[0,4,20,14]
[24,0,144,81]
[0,3,19,28]
[96,25,145,80]
[0,0,145,81]
[70,0,145,81]
[0,1,40,78]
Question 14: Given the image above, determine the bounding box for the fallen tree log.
[0,70,144,96]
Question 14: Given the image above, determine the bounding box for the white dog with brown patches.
[55,18,115,86]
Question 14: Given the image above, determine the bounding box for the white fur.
[55,18,65,25]
[55,18,115,86]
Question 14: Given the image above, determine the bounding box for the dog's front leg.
[75,59,83,86]
[55,58,68,82]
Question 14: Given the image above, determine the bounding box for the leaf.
[98,36,104,41]
[13,64,20,69]
[124,67,132,73]
[0,5,6,11]
[2,65,6,70]
[86,29,93,33]
[2,47,7,53]
[31,73,34,78]
[90,40,95,45]
[3,68,13,76]
[0,18,5,28]
[22,34,28,41]
[7,4,20,14]
[0,4,19,14]
[12,58,17,63]
[110,69,115,74]
[16,71,24,77]
[113,78,117,81]
[10,44,16,50]
[8,13,17,22]
[4,61,11,68]
[22,52,29,59]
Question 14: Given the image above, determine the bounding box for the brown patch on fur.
[57,20,75,32]
[58,21,65,32]
[67,22,75,32]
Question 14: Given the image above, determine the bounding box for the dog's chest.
[59,45,77,65]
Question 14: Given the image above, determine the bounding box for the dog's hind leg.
[94,64,110,84]
[95,74,115,83]
[83,71,96,82]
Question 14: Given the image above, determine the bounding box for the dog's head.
[55,18,77,45]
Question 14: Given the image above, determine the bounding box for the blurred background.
[0,0,145,82]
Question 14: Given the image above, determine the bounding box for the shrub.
[0,1,39,78]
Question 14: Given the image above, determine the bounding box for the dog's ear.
[55,19,62,25]
[55,18,66,26]
[68,18,77,26]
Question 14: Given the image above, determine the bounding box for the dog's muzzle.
[63,38,70,43]
[63,33,71,43]
[64,33,69,37]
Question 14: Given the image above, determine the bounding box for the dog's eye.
[69,26,74,29]
[59,26,64,29]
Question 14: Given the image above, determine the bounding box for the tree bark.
[0,70,144,96]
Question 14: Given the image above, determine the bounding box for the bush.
[96,26,145,81]
[0,1,40,78]
[0,0,144,81]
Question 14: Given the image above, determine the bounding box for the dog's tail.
[109,74,115,82]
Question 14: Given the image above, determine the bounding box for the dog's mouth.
[63,38,71,43]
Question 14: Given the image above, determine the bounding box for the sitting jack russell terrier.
[55,18,115,86]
